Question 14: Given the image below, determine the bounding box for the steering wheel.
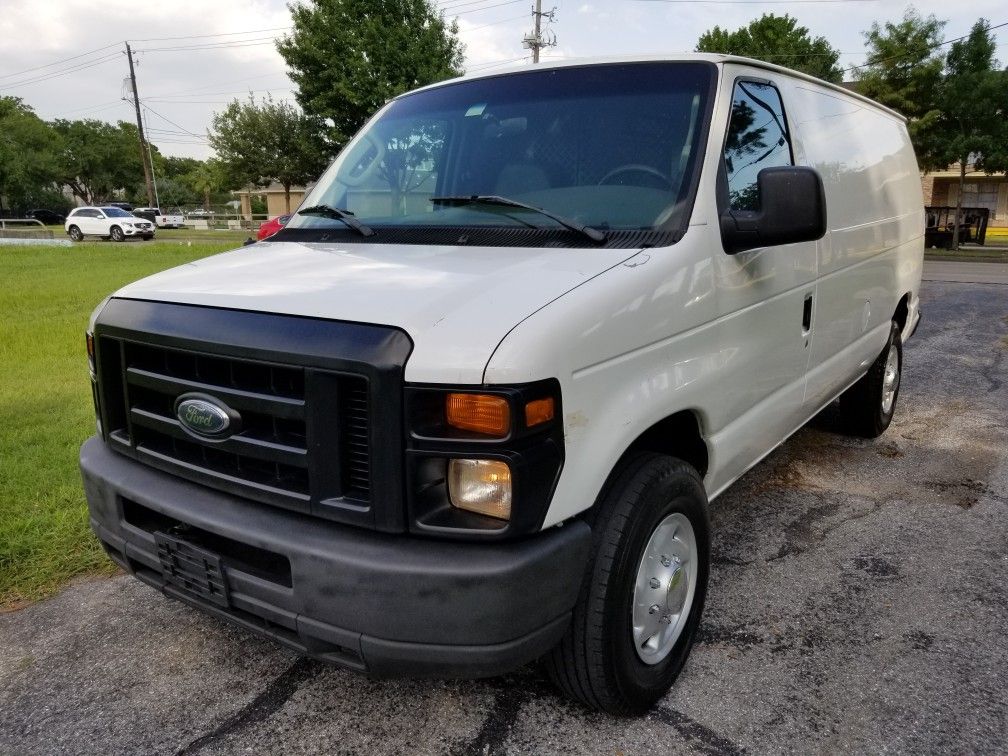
[598,164,673,190]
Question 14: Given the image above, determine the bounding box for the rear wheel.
[545,453,710,715]
[68,225,83,242]
[836,321,902,438]
[110,225,125,242]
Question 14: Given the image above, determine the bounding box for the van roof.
[409,53,906,123]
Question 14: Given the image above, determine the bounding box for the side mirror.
[720,166,827,254]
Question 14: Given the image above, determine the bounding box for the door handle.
[802,294,813,333]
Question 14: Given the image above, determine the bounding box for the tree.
[209,95,330,212]
[0,97,61,213]
[51,119,144,204]
[856,9,946,163]
[929,20,1008,249]
[696,14,843,83]
[276,0,464,149]
[184,158,226,210]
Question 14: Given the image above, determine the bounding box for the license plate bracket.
[154,530,230,608]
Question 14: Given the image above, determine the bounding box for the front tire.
[836,321,902,438]
[110,225,125,242]
[545,453,710,715]
[68,225,83,242]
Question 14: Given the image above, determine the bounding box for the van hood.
[113,240,642,383]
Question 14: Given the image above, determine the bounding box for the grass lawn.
[924,247,1008,263]
[0,241,236,608]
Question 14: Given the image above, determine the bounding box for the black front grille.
[99,337,370,514]
[92,299,413,532]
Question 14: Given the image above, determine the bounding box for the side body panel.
[786,81,924,410]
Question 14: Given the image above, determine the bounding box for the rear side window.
[723,80,792,211]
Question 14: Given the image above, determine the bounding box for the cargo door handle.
[802,294,813,333]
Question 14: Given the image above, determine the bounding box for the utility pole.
[522,1,556,64]
[125,42,155,207]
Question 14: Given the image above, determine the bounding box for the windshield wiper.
[297,204,374,237]
[430,195,606,243]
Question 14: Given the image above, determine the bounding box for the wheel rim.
[632,512,697,665]
[881,344,900,414]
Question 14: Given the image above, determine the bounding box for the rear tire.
[110,225,125,242]
[544,453,710,715]
[836,321,902,438]
[68,225,83,242]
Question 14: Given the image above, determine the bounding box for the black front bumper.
[81,436,591,678]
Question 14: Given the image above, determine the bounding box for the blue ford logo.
[174,394,236,438]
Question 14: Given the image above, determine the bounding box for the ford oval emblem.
[174,394,235,438]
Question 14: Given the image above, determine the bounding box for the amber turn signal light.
[446,393,510,436]
[524,397,555,427]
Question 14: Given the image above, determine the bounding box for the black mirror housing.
[720,166,827,254]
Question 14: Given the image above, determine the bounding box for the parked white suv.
[80,55,922,714]
[65,206,155,242]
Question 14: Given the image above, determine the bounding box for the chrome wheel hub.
[632,512,697,665]
[881,344,900,414]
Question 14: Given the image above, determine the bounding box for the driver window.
[723,81,792,211]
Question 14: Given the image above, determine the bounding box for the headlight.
[448,459,512,520]
[122,222,133,227]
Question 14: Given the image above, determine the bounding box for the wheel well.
[893,293,910,333]
[621,410,709,478]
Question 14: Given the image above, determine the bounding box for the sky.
[0,0,1004,160]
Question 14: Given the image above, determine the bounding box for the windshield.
[102,207,133,218]
[290,62,714,245]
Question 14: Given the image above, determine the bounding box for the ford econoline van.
[81,54,923,714]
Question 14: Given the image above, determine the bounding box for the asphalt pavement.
[2,266,1006,755]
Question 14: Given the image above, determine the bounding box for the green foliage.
[696,14,843,83]
[50,119,145,204]
[209,94,330,211]
[856,8,946,164]
[277,0,464,148]
[0,97,62,212]
[930,20,1008,171]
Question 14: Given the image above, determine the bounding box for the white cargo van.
[80,55,923,714]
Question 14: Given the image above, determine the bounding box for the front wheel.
[836,321,902,438]
[545,453,710,715]
[68,225,83,242]
[109,225,125,242]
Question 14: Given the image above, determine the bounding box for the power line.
[135,38,280,53]
[142,103,205,138]
[0,53,121,91]
[466,55,529,72]
[131,26,292,43]
[459,13,528,33]
[148,71,291,99]
[441,0,525,16]
[0,42,120,81]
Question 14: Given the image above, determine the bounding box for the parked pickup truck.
[81,54,923,714]
[133,207,184,229]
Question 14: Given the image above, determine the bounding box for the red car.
[257,214,291,240]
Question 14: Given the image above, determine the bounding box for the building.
[921,163,1008,227]
[233,183,311,220]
